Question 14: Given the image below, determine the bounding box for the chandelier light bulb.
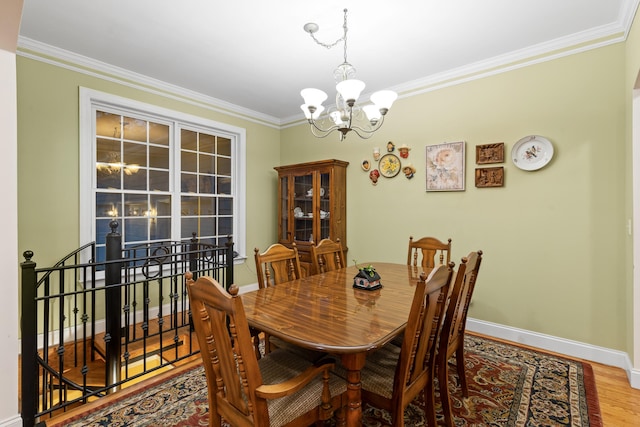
[330,111,344,126]
[300,88,328,109]
[362,105,382,124]
[370,90,398,114]
[336,79,365,106]
[300,104,325,120]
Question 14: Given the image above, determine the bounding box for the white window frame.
[79,87,247,263]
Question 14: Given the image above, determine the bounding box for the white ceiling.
[17,0,639,125]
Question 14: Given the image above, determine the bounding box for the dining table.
[241,262,431,426]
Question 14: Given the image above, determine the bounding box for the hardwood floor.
[591,361,640,426]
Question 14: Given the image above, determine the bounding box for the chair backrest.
[395,262,454,400]
[440,250,483,356]
[310,238,346,274]
[407,236,452,269]
[254,243,302,289]
[186,272,266,426]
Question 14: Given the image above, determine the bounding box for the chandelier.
[96,152,140,176]
[300,9,397,141]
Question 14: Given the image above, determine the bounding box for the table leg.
[340,352,367,427]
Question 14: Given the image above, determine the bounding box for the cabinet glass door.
[293,172,314,243]
[319,172,330,240]
[279,175,288,241]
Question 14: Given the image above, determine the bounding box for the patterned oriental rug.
[45,334,602,427]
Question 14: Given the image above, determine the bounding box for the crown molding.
[17,36,283,129]
[620,0,640,36]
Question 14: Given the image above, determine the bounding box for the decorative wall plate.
[511,135,554,171]
[379,153,401,178]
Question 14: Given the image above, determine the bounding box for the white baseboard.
[0,414,22,427]
[238,282,259,294]
[467,317,640,389]
[631,368,640,389]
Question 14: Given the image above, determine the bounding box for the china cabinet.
[274,159,348,275]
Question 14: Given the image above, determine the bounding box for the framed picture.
[426,141,465,191]
[476,142,504,164]
[475,167,504,187]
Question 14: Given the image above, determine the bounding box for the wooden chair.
[254,243,302,289]
[310,238,346,275]
[333,262,455,427]
[186,272,346,427]
[407,236,452,269]
[437,250,483,427]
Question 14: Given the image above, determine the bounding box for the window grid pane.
[180,130,231,243]
[94,109,234,262]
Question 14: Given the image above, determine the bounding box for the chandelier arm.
[309,119,341,134]
[308,121,341,138]
[348,127,375,140]
[348,115,386,136]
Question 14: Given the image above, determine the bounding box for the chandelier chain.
[308,8,349,62]
[342,9,349,64]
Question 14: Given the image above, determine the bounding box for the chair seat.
[349,344,400,399]
[260,349,347,426]
[330,328,435,400]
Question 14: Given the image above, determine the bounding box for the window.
[80,88,246,263]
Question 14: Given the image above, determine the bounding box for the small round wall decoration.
[379,153,401,178]
[511,135,554,171]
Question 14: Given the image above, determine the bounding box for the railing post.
[105,220,123,393]
[189,232,198,279]
[20,251,37,427]
[225,235,234,291]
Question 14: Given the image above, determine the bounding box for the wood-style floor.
[38,333,640,426]
[591,361,640,426]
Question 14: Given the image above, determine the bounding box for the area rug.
[44,334,602,427]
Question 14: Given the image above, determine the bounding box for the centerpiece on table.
[353,261,382,290]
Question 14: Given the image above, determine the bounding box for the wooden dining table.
[241,262,430,426]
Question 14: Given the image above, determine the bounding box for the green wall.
[282,42,628,351]
[16,29,635,354]
[16,57,281,287]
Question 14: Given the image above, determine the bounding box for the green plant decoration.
[353,260,377,278]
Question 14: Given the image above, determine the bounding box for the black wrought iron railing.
[20,222,234,427]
